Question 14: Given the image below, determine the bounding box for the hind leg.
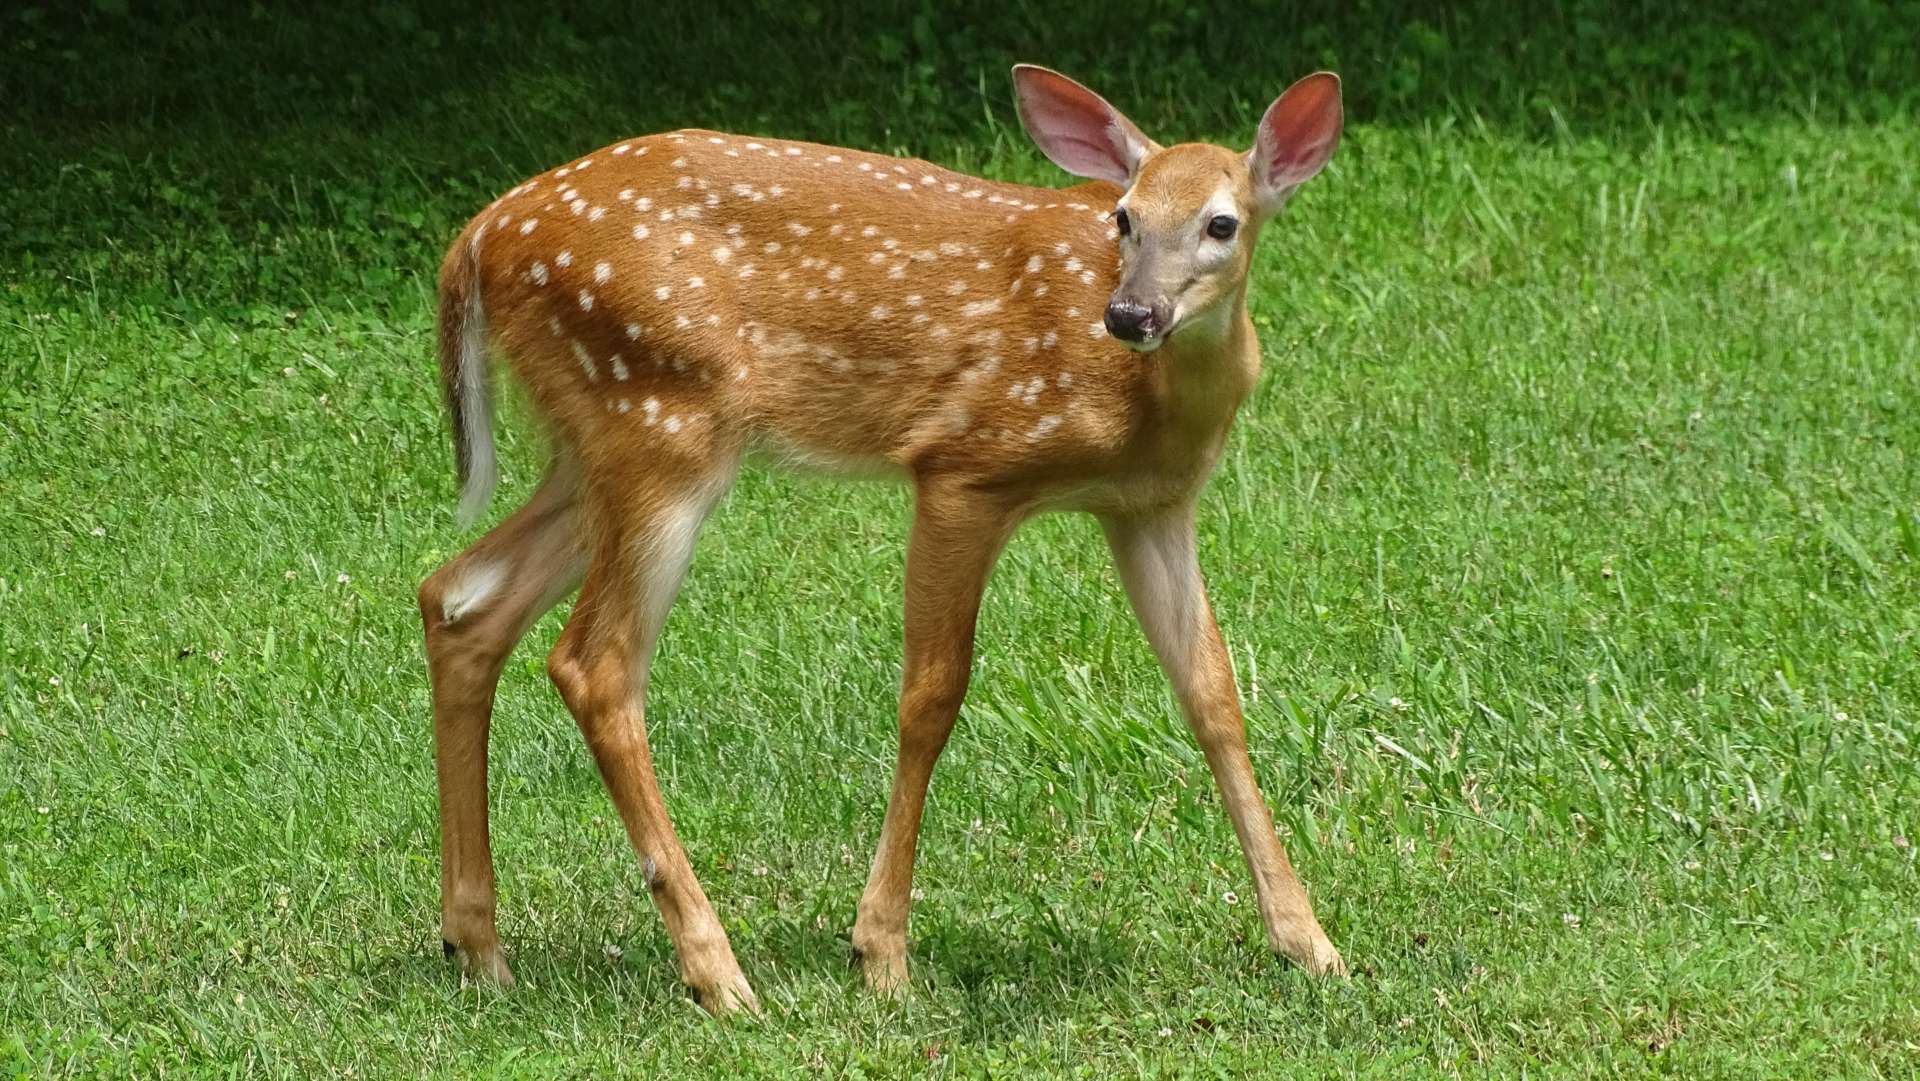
[545,467,758,1013]
[419,463,586,985]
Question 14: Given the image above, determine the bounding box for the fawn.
[419,65,1346,1013]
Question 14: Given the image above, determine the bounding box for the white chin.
[1122,335,1163,353]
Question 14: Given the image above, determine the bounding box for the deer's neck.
[1142,293,1259,438]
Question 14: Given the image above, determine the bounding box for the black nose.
[1104,300,1158,342]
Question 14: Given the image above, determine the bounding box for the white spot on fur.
[1028,415,1061,441]
[528,261,549,285]
[440,560,508,623]
[520,219,539,235]
[632,223,652,240]
[655,285,672,300]
[611,355,630,380]
[578,290,594,311]
[570,340,596,379]
[594,262,612,283]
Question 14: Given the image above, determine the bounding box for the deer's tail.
[436,227,497,526]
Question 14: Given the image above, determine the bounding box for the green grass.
[3,3,1918,1077]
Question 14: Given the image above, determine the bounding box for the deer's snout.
[1103,298,1166,345]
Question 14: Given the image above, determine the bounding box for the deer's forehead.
[1126,146,1250,220]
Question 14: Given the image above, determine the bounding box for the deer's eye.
[1206,215,1238,241]
[1113,207,1132,238]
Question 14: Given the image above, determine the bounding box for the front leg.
[851,481,1019,994]
[1102,510,1345,976]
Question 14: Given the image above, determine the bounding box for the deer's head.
[1013,65,1343,354]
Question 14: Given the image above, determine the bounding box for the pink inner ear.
[1254,73,1342,197]
[1014,67,1138,185]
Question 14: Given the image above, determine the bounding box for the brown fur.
[420,71,1346,1014]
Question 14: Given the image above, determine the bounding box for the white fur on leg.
[441,559,509,624]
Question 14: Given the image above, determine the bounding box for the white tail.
[419,66,1346,1013]
[435,234,498,525]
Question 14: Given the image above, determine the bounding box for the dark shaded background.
[10,1,1918,136]
[3,0,1915,319]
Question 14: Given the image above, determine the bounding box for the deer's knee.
[899,660,970,752]
[545,630,594,713]
[422,558,511,631]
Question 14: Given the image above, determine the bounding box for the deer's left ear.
[1247,72,1343,217]
[1012,64,1158,185]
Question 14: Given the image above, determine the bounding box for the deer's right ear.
[1012,65,1156,186]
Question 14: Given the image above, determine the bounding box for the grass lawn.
[3,4,1917,1077]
